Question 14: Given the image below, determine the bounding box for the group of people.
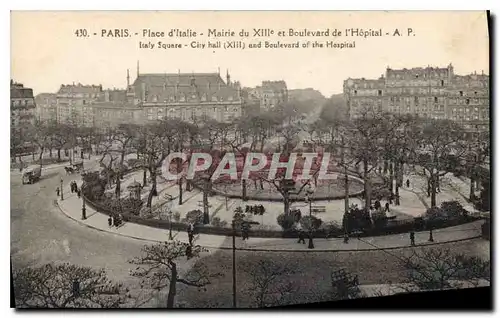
[70,181,81,198]
[245,205,265,216]
[107,213,123,228]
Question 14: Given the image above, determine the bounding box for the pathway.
[56,179,484,252]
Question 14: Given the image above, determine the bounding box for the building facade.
[37,66,246,129]
[251,80,288,111]
[11,80,36,130]
[343,64,490,131]
[56,83,104,127]
[35,93,57,123]
[126,67,243,124]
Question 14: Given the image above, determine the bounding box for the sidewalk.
[11,156,101,175]
[55,180,484,252]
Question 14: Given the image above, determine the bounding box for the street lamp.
[81,184,87,220]
[60,178,64,201]
[305,183,315,249]
[164,193,174,240]
[231,219,237,308]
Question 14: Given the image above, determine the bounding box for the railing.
[82,189,479,239]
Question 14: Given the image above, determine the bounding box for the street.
[10,163,146,284]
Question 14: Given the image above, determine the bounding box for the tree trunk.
[38,147,44,170]
[166,263,177,308]
[49,148,53,158]
[430,174,437,208]
[436,174,441,192]
[242,179,247,201]
[363,160,371,209]
[143,169,147,187]
[178,177,183,205]
[383,160,388,174]
[395,183,400,206]
[57,149,61,161]
[283,192,290,216]
[69,151,73,165]
[389,162,394,195]
[147,171,157,208]
[469,172,476,201]
[115,175,121,198]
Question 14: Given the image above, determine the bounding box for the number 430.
[75,29,88,37]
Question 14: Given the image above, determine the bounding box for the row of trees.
[14,104,490,214]
[306,109,490,208]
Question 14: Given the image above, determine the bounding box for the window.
[459,91,463,96]
[474,91,477,96]
[441,80,444,86]
[354,90,357,95]
[434,97,438,103]
[466,99,470,105]
[377,90,382,96]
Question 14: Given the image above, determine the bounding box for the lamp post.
[164,194,174,240]
[305,183,315,249]
[81,185,87,220]
[231,219,237,308]
[60,178,64,201]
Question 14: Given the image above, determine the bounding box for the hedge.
[82,192,479,239]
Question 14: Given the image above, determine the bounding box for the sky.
[11,11,489,97]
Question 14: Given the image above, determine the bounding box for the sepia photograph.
[9,10,491,309]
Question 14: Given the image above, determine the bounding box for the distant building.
[10,80,36,130]
[56,83,104,127]
[37,64,245,128]
[35,93,57,123]
[253,80,288,111]
[343,64,490,131]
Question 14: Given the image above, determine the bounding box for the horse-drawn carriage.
[64,161,84,174]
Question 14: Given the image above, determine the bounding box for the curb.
[54,200,483,253]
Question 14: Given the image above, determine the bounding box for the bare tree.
[129,240,222,308]
[464,130,490,201]
[241,259,297,308]
[410,119,467,207]
[401,248,490,292]
[13,263,130,308]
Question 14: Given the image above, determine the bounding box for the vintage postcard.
[10,11,490,309]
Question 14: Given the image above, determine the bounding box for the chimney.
[127,69,130,87]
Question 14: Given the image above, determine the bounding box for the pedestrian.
[297,229,306,244]
[108,216,113,227]
[77,188,81,199]
[74,183,79,193]
[241,223,249,240]
[428,228,434,242]
[343,233,349,244]
[56,187,60,197]
[70,181,74,193]
[406,179,410,188]
[385,202,390,213]
[410,231,415,246]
